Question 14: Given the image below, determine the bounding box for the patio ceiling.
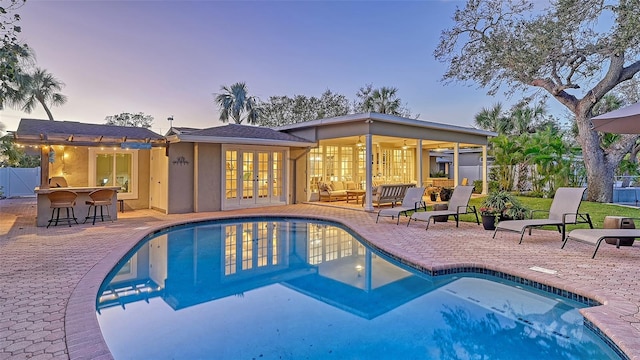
[319,135,481,150]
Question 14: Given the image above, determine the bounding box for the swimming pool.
[96,218,620,359]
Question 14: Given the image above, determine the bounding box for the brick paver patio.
[1,197,639,359]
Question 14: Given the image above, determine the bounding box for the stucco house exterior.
[14,113,494,224]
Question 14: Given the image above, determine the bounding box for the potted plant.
[479,191,529,230]
[427,187,440,201]
[479,206,501,230]
[439,187,454,201]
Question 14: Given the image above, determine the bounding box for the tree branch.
[619,59,640,82]
[531,78,579,110]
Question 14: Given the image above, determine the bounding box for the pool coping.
[65,211,640,360]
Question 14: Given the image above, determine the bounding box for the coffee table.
[346,190,365,204]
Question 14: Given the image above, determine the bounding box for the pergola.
[13,119,166,189]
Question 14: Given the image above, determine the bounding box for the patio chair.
[47,190,78,228]
[407,185,479,230]
[84,189,115,225]
[376,187,426,224]
[561,228,640,259]
[493,187,593,244]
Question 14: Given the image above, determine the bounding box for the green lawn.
[454,195,640,229]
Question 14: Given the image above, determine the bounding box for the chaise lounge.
[376,187,426,224]
[407,185,478,230]
[562,228,640,258]
[493,187,593,244]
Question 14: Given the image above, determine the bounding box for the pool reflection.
[97,219,620,360]
[97,220,446,318]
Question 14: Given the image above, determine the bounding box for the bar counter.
[35,186,120,227]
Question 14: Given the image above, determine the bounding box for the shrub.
[480,191,529,219]
[473,180,483,194]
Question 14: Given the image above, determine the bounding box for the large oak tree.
[435,0,640,202]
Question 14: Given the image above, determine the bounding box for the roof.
[170,123,316,147]
[165,127,201,136]
[276,112,496,137]
[14,119,166,147]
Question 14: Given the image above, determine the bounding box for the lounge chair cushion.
[411,210,457,222]
[563,228,640,258]
[495,219,563,233]
[565,229,640,246]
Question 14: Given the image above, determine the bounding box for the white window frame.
[88,148,139,200]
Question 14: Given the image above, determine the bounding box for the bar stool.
[84,189,115,225]
[47,190,79,228]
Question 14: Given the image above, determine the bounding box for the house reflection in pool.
[97,220,447,318]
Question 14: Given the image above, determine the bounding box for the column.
[453,142,460,186]
[364,134,374,212]
[40,146,50,189]
[482,145,488,194]
[416,139,423,187]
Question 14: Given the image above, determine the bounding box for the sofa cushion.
[345,181,357,190]
[331,181,345,191]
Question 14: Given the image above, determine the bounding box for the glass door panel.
[272,152,281,198]
[241,152,254,201]
[225,150,238,200]
[256,152,269,202]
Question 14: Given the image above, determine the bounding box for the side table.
[602,216,636,246]
[346,190,365,204]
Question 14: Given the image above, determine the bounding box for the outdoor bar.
[13,119,166,227]
[34,186,121,226]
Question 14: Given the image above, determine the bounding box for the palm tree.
[12,67,67,121]
[214,82,262,124]
[367,87,402,114]
[474,103,511,134]
[356,85,403,115]
[510,104,546,135]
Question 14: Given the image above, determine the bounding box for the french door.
[223,146,286,209]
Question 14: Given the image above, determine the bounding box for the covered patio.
[279,113,494,211]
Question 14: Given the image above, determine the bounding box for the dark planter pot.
[433,204,448,222]
[440,189,453,202]
[481,214,498,230]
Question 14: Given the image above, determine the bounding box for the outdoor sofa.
[371,183,415,207]
[318,180,359,202]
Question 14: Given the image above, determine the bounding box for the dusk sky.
[2,0,537,135]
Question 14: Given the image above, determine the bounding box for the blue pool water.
[97,218,620,359]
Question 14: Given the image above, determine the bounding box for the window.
[309,147,323,192]
[89,148,139,200]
